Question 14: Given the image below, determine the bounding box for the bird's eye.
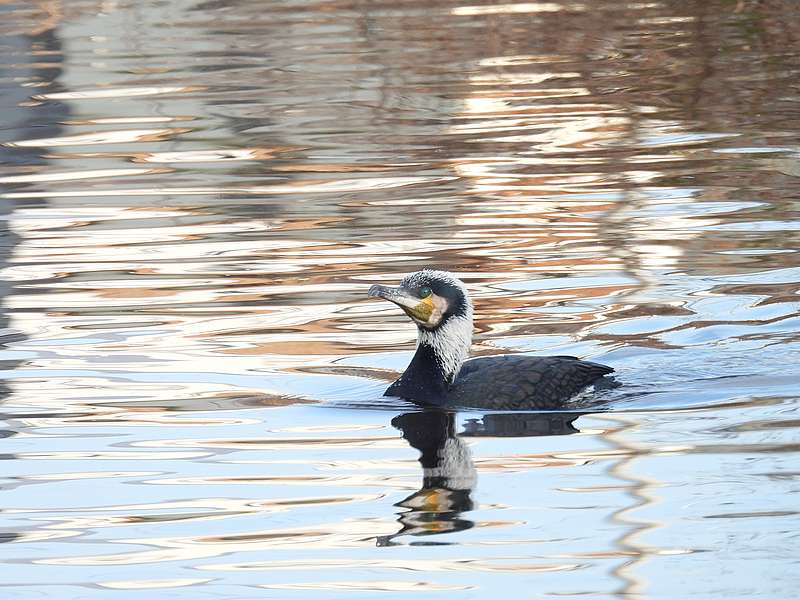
[418,286,432,298]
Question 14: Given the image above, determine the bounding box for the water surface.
[1,0,799,597]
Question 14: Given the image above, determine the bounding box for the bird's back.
[448,354,614,410]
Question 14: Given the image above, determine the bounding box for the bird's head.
[368,269,472,331]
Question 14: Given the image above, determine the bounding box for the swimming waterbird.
[368,270,614,409]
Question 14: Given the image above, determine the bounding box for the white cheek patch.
[427,295,449,328]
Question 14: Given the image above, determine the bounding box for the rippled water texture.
[1,0,799,597]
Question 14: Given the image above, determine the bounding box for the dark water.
[1,0,799,597]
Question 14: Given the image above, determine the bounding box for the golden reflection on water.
[33,85,202,100]
[5,128,195,147]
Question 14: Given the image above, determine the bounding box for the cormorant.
[368,269,615,410]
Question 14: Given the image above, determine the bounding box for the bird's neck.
[408,315,474,400]
[386,314,473,405]
[398,344,453,403]
[416,314,472,382]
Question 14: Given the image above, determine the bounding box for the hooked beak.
[369,284,433,323]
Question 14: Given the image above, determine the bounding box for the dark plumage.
[369,270,615,410]
[446,354,613,410]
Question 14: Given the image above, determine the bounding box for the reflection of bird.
[369,270,614,410]
[377,409,584,547]
[376,410,475,547]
